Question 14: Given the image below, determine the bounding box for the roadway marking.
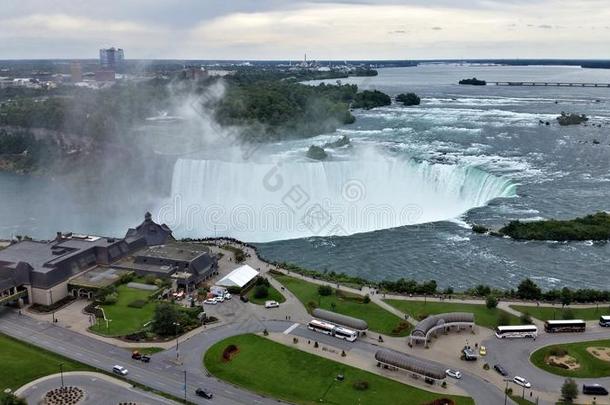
[283,323,299,335]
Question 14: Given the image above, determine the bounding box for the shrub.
[307,301,318,311]
[318,285,333,296]
[352,380,369,391]
[562,309,575,320]
[118,272,135,284]
[486,295,498,309]
[253,285,269,299]
[391,321,411,336]
[293,337,299,344]
[103,292,118,305]
[222,344,238,361]
[363,294,371,304]
[263,328,268,336]
[341,350,346,357]
[127,299,147,308]
[561,378,578,403]
[505,388,513,396]
[441,381,447,389]
[483,363,490,370]
[255,277,270,287]
[314,341,319,348]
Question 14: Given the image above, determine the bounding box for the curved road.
[483,327,610,404]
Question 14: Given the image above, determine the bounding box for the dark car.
[239,295,249,303]
[583,384,609,396]
[141,355,151,363]
[131,351,142,360]
[494,364,508,376]
[195,388,213,399]
[462,348,477,361]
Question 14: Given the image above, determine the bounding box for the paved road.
[0,308,284,405]
[17,373,177,405]
[483,327,610,404]
[0,305,514,405]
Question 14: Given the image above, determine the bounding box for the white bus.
[308,319,335,335]
[333,326,358,342]
[600,316,610,327]
[495,325,538,339]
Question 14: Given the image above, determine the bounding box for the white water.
[164,158,516,242]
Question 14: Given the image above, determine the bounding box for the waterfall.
[162,158,516,242]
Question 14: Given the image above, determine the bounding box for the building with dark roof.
[125,212,174,247]
[0,234,134,305]
[375,349,446,380]
[0,213,217,306]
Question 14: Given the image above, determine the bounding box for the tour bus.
[544,319,586,333]
[308,319,336,335]
[333,326,358,342]
[495,325,538,339]
[307,320,358,342]
[600,316,610,327]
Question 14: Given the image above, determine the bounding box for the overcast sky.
[1,0,609,60]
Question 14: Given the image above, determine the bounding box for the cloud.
[1,1,610,58]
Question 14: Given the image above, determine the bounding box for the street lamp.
[503,379,511,405]
[59,363,64,387]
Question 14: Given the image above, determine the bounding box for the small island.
[557,112,589,126]
[306,145,328,160]
[351,90,391,110]
[496,212,610,241]
[459,78,487,86]
[396,93,421,106]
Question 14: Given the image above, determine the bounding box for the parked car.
[112,365,128,376]
[131,351,142,360]
[479,345,487,356]
[224,293,232,300]
[494,364,508,377]
[239,295,249,303]
[203,298,218,305]
[195,388,213,399]
[141,355,151,363]
[265,300,280,308]
[583,384,609,396]
[462,348,477,361]
[513,376,532,388]
[445,369,462,379]
[215,295,225,303]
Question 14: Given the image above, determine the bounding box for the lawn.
[530,339,610,378]
[246,284,286,305]
[90,284,158,336]
[274,275,410,336]
[0,333,92,391]
[384,299,520,329]
[204,334,474,405]
[131,347,164,355]
[510,305,610,321]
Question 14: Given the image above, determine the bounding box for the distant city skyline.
[1,0,610,60]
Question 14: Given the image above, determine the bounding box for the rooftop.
[137,243,210,262]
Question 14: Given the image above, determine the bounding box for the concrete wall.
[30,281,68,306]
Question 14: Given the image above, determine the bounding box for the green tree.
[561,378,578,403]
[318,285,333,296]
[253,285,269,299]
[485,295,498,309]
[517,278,542,300]
[396,92,421,106]
[0,393,27,405]
[560,287,573,307]
[151,303,180,337]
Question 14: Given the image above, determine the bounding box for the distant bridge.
[490,81,610,88]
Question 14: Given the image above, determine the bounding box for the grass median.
[246,284,286,305]
[0,333,93,391]
[510,305,609,321]
[530,339,610,378]
[274,274,410,336]
[385,300,520,329]
[204,333,474,405]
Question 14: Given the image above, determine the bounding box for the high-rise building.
[99,47,124,71]
[70,61,82,83]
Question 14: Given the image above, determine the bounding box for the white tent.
[216,264,259,288]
